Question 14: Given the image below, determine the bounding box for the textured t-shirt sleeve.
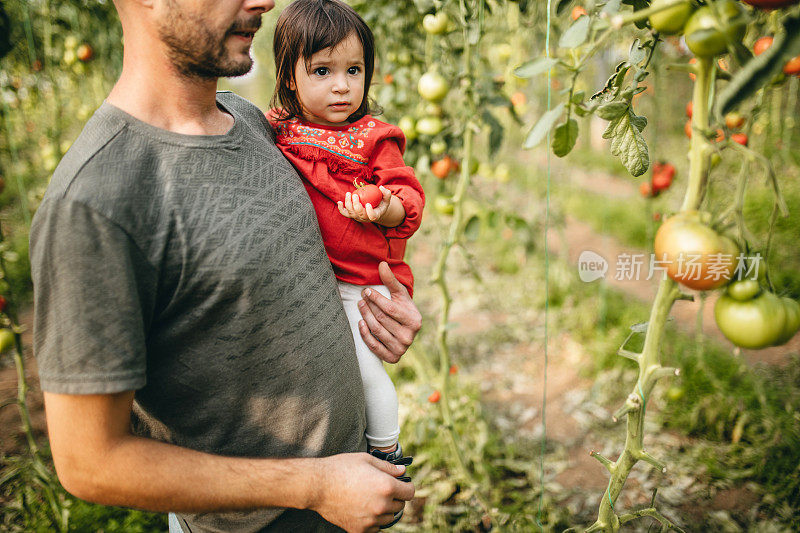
[30,199,158,394]
[370,138,425,240]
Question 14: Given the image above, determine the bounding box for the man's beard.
[157,6,260,79]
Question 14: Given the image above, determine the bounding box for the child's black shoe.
[369,444,413,528]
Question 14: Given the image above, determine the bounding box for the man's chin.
[224,58,254,78]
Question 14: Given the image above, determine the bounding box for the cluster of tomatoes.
[684,101,748,146]
[753,35,800,76]
[653,211,800,349]
[650,0,799,56]
[640,161,676,198]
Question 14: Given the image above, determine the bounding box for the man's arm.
[44,391,413,532]
[357,262,422,364]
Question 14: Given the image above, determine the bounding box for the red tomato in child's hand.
[353,184,383,208]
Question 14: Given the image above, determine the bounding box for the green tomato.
[683,0,747,58]
[0,328,14,353]
[430,139,447,155]
[422,12,449,35]
[775,297,800,346]
[726,279,761,301]
[714,290,787,349]
[423,103,443,117]
[666,386,685,401]
[415,116,444,136]
[649,0,695,35]
[398,116,417,141]
[434,196,455,215]
[494,162,511,183]
[418,71,449,103]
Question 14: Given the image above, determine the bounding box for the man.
[29,1,419,531]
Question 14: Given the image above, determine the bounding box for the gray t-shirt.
[30,91,367,532]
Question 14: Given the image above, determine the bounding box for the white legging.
[337,281,400,448]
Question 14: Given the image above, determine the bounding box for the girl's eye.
[348,66,361,75]
[314,67,329,76]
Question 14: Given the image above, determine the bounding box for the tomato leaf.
[514,57,559,78]
[559,16,590,49]
[482,110,504,156]
[716,14,800,117]
[603,109,649,176]
[464,215,481,242]
[628,39,646,66]
[524,102,565,149]
[596,101,629,120]
[551,118,579,158]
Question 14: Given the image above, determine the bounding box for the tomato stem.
[430,0,491,516]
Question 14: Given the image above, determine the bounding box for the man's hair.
[270,0,376,122]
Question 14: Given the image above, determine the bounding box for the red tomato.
[784,56,800,76]
[353,184,383,207]
[654,211,739,291]
[731,133,748,146]
[742,0,799,9]
[753,36,773,56]
[571,6,588,20]
[510,92,527,107]
[76,43,93,62]
[685,101,693,118]
[684,120,693,138]
[431,155,459,179]
[724,113,745,130]
[449,364,458,374]
[428,390,441,403]
[752,35,800,75]
[652,172,673,192]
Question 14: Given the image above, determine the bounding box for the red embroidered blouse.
[267,111,425,295]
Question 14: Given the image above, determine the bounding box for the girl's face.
[289,33,365,126]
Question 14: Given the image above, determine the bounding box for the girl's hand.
[338,186,393,224]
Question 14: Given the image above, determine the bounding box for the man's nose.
[243,0,275,14]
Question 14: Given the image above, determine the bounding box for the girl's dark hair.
[271,0,377,122]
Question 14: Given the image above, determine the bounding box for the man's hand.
[357,261,422,363]
[310,453,414,533]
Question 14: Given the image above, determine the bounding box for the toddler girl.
[267,0,424,519]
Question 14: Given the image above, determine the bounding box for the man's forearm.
[64,434,319,513]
